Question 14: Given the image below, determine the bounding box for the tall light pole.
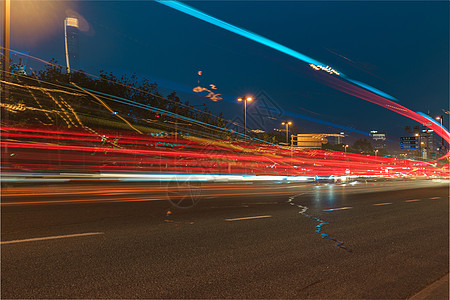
[281,121,292,146]
[237,96,252,138]
[344,144,349,153]
[2,0,10,159]
[64,17,79,75]
[2,0,10,102]
[436,116,444,152]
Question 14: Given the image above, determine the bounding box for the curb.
[408,274,449,300]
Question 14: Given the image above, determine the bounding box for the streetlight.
[436,115,444,152]
[2,0,10,102]
[237,96,252,138]
[64,17,79,75]
[343,144,349,153]
[281,121,292,145]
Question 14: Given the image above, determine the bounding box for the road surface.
[1,179,449,298]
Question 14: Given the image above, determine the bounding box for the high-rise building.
[401,125,441,159]
[291,133,345,149]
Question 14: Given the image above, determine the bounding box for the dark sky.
[9,1,449,145]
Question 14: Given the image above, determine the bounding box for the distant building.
[327,132,346,145]
[369,130,387,149]
[419,128,439,159]
[401,126,440,159]
[291,133,345,149]
[337,132,345,145]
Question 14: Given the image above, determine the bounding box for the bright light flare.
[11,1,79,47]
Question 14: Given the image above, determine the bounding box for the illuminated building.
[291,133,345,149]
[401,126,440,159]
[369,130,387,150]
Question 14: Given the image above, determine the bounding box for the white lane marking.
[1,232,104,245]
[430,197,441,200]
[373,202,392,206]
[405,199,421,203]
[242,202,280,205]
[323,207,352,212]
[225,215,272,222]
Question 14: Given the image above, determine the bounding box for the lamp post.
[281,121,292,146]
[2,0,10,102]
[343,144,349,153]
[436,116,444,152]
[237,96,252,138]
[1,0,10,158]
[64,17,79,75]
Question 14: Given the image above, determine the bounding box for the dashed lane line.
[373,202,392,206]
[430,197,441,200]
[405,199,421,203]
[323,207,352,212]
[225,215,272,222]
[1,232,105,245]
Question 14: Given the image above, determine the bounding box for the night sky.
[9,1,449,147]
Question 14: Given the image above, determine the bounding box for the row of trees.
[34,59,227,129]
[7,59,294,143]
[322,138,388,155]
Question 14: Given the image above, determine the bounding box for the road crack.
[289,193,352,252]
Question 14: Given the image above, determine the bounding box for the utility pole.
[1,0,10,161]
[237,97,252,140]
[2,0,10,103]
[436,115,445,153]
[281,121,292,146]
[64,17,79,76]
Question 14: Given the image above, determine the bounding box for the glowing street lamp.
[436,115,445,152]
[237,96,252,138]
[2,0,10,102]
[64,17,79,75]
[343,144,349,153]
[281,121,292,145]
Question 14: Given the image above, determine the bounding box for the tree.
[351,138,373,154]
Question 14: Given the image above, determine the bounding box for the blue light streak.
[157,1,398,101]
[345,78,397,101]
[417,112,449,130]
[292,201,351,252]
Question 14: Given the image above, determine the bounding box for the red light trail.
[2,127,448,179]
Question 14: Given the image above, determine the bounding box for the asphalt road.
[1,179,449,299]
